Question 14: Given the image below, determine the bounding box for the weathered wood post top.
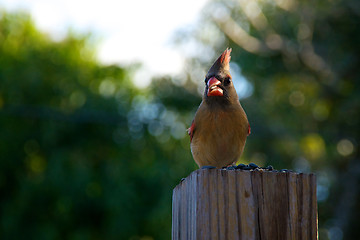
[172,169,317,240]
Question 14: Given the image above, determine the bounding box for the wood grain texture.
[172,169,317,240]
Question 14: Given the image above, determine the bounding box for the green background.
[0,0,359,239]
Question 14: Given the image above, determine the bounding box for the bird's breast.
[190,105,248,168]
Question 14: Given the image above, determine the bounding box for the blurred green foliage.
[177,0,359,239]
[0,0,359,239]
[0,11,198,240]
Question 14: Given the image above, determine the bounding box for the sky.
[0,0,208,87]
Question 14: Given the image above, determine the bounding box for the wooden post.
[172,169,317,240]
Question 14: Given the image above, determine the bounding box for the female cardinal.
[188,48,250,169]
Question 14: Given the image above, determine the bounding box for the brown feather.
[189,48,250,168]
[190,102,249,168]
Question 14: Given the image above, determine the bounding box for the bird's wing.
[187,120,196,142]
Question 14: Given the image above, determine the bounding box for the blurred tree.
[2,0,359,239]
[175,0,360,239]
[0,11,198,240]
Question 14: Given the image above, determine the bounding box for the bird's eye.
[224,77,231,85]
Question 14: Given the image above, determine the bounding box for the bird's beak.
[207,77,223,96]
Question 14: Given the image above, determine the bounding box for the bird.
[188,48,250,169]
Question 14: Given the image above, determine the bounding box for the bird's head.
[204,48,239,105]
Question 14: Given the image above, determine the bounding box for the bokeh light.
[337,139,354,157]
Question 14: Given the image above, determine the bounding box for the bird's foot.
[223,165,236,170]
[201,166,216,169]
